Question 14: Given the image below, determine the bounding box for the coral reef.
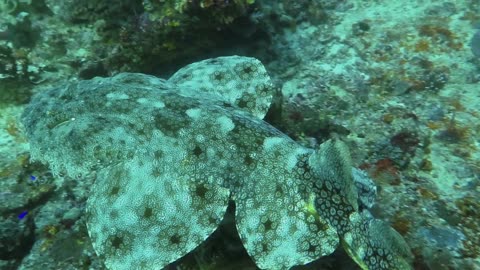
[44,0,259,73]
[1,0,479,269]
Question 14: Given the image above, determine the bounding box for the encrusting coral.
[21,56,413,269]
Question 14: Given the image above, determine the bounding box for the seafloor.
[1,0,479,269]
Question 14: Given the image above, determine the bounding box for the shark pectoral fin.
[85,161,230,270]
[234,179,338,270]
[310,139,359,211]
[168,56,275,119]
[342,212,413,270]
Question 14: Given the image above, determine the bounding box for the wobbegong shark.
[21,56,413,269]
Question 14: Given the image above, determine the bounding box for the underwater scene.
[1,0,479,269]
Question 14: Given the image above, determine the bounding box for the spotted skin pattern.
[22,56,412,269]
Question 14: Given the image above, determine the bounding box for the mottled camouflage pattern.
[22,56,412,269]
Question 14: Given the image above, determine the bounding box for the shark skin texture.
[21,56,413,270]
